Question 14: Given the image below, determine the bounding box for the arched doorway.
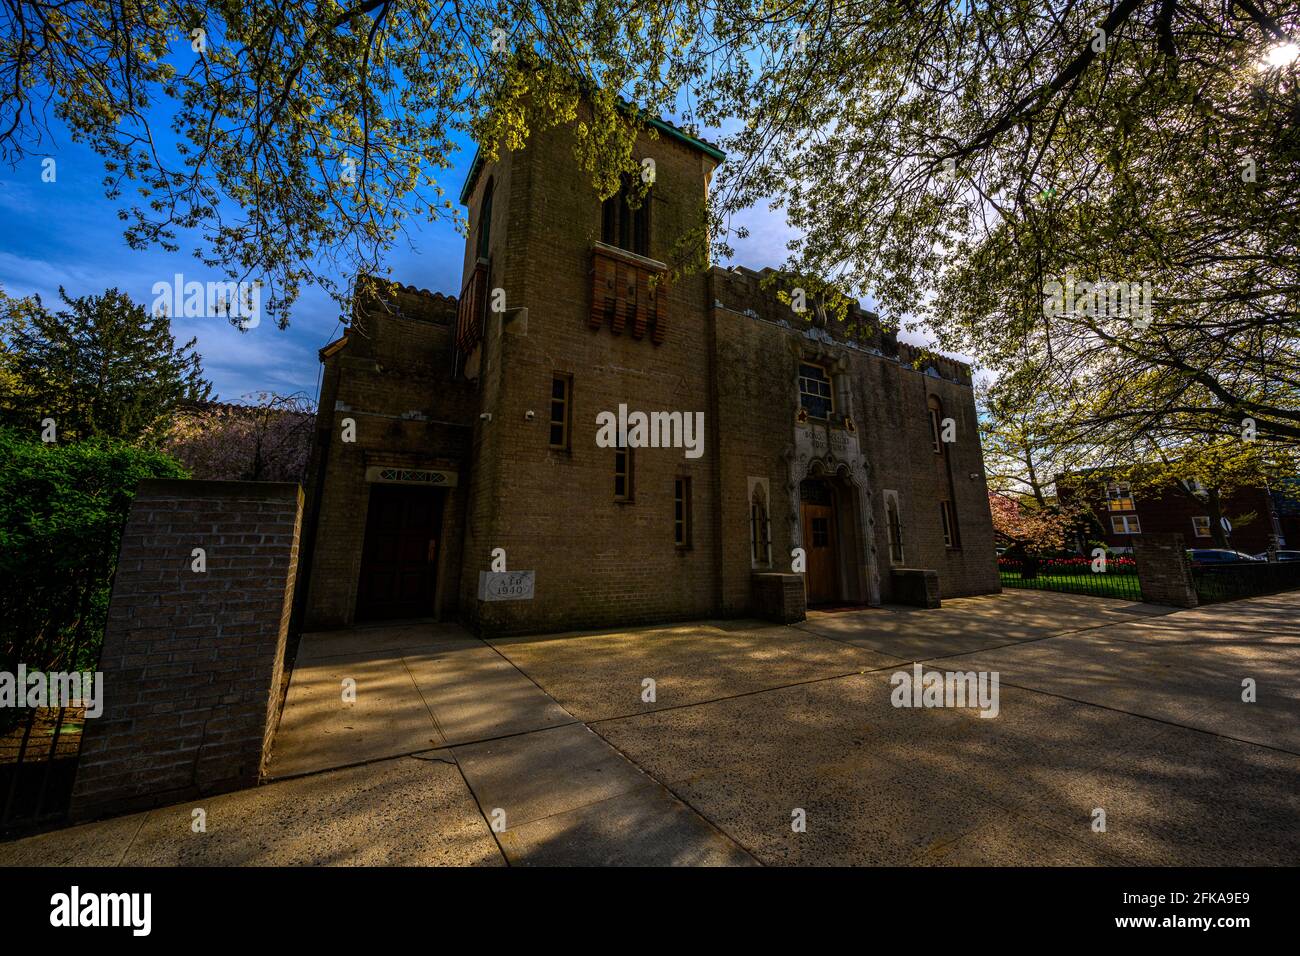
[800,478,837,603]
[799,467,870,606]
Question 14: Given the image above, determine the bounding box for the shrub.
[0,428,186,688]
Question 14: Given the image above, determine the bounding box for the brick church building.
[298,114,999,635]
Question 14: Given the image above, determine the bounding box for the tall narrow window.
[940,500,959,549]
[750,487,771,566]
[885,491,904,565]
[675,477,692,547]
[927,396,943,454]
[476,178,494,260]
[798,363,834,420]
[549,375,571,450]
[615,446,634,501]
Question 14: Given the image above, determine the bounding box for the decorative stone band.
[364,466,459,487]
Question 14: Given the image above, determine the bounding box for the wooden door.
[357,484,443,620]
[801,503,838,604]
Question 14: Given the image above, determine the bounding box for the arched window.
[476,178,494,260]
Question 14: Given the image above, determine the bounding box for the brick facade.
[301,113,999,635]
[1058,474,1284,554]
[71,480,302,819]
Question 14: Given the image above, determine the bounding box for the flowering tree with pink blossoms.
[157,393,316,484]
[988,491,1081,553]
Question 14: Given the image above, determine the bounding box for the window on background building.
[1192,515,1211,538]
[750,487,771,566]
[940,499,959,548]
[476,178,494,260]
[675,477,692,547]
[549,375,571,450]
[614,446,634,501]
[885,492,905,565]
[601,178,651,257]
[798,363,834,420]
[927,396,943,454]
[1111,514,1142,534]
[1106,482,1136,511]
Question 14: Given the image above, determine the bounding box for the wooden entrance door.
[801,503,838,604]
[357,484,443,620]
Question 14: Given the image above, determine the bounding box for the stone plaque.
[478,570,535,602]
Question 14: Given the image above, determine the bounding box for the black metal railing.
[998,556,1143,601]
[1,624,100,838]
[1192,561,1300,604]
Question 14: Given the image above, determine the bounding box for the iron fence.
[1193,561,1300,604]
[1,627,100,838]
[998,556,1143,601]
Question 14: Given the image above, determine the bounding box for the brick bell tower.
[451,114,726,635]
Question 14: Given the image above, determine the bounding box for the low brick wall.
[70,479,303,820]
[1134,532,1198,608]
[889,568,941,608]
[751,573,807,623]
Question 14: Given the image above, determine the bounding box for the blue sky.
[0,123,477,402]
[0,114,905,403]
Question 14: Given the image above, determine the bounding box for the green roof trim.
[646,117,727,163]
[458,151,485,206]
[457,116,725,206]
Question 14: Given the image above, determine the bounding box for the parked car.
[1187,549,1263,566]
[1252,550,1300,562]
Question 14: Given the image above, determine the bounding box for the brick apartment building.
[1056,470,1289,554]
[298,113,999,635]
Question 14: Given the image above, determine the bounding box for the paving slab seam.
[583,671,1295,866]
[265,717,593,784]
[401,652,449,743]
[406,752,458,767]
[475,635,589,717]
[450,757,512,867]
[444,641,761,866]
[580,725,766,867]
[582,667,899,728]
[984,677,1300,758]
[115,811,153,868]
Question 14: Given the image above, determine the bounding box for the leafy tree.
[0,429,186,722]
[0,287,211,442]
[978,376,1099,506]
[0,2,709,325]
[697,1,1299,449]
[155,392,316,483]
[3,1,1295,453]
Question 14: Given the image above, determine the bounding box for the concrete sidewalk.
[3,590,1296,866]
